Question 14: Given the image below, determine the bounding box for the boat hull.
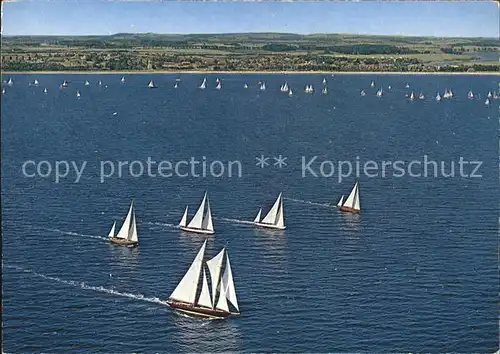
[179,226,214,235]
[338,206,360,214]
[254,222,286,230]
[166,300,235,318]
[109,237,138,247]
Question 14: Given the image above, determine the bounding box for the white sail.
[215,273,229,312]
[370,81,375,88]
[116,201,134,239]
[148,80,155,88]
[169,239,207,304]
[187,192,207,229]
[216,82,221,90]
[468,91,474,99]
[107,221,116,238]
[409,92,414,100]
[34,79,39,85]
[201,195,214,232]
[261,193,282,225]
[419,93,425,100]
[199,78,206,89]
[360,90,366,96]
[343,183,360,211]
[322,87,328,94]
[275,197,285,228]
[222,254,239,312]
[323,78,327,85]
[253,208,262,223]
[337,195,344,208]
[179,206,188,227]
[244,84,248,89]
[485,98,490,105]
[206,248,225,306]
[128,209,138,242]
[376,88,383,97]
[487,91,492,98]
[436,92,441,101]
[43,88,48,94]
[405,83,410,88]
[7,78,13,85]
[288,89,293,97]
[98,80,102,86]
[85,80,90,86]
[174,83,178,88]
[197,268,213,308]
[76,90,81,98]
[121,76,125,83]
[216,78,220,84]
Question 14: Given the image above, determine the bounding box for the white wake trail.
[284,197,333,208]
[145,221,179,229]
[41,227,108,241]
[3,264,168,306]
[215,217,255,226]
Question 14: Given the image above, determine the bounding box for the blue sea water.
[1,73,499,353]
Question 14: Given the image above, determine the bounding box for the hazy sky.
[2,1,499,38]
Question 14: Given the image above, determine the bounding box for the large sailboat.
[253,193,285,230]
[337,182,360,213]
[108,201,139,246]
[166,239,240,318]
[179,192,214,234]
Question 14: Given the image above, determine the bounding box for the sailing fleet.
[2,76,498,105]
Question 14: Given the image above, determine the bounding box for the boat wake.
[41,227,108,241]
[284,197,333,208]
[215,217,255,226]
[3,264,168,306]
[145,221,179,229]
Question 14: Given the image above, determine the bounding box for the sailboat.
[370,81,375,88]
[179,192,214,234]
[244,84,248,89]
[360,90,366,97]
[76,90,81,98]
[487,91,492,98]
[448,89,454,98]
[253,193,285,230]
[280,82,289,92]
[43,88,48,94]
[338,182,360,213]
[418,92,425,100]
[7,78,13,86]
[215,81,222,90]
[166,239,240,318]
[288,89,293,97]
[98,80,102,86]
[199,78,207,89]
[388,85,392,90]
[174,82,178,89]
[61,80,68,88]
[485,98,490,106]
[34,79,39,86]
[108,201,139,246]
[121,76,125,84]
[436,92,441,102]
[84,80,90,86]
[376,88,383,97]
[304,85,313,94]
[148,80,156,88]
[323,78,327,85]
[468,90,474,99]
[493,91,499,100]
[409,92,415,101]
[405,83,410,88]
[216,78,220,84]
[322,87,328,95]
[260,82,266,91]
[1,88,5,95]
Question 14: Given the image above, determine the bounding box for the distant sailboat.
[322,86,328,95]
[166,239,240,318]
[485,98,490,105]
[468,90,474,99]
[148,80,156,88]
[493,91,499,100]
[376,88,383,97]
[179,192,214,235]
[288,89,293,97]
[109,201,139,246]
[260,82,266,91]
[84,80,90,86]
[388,85,392,90]
[7,78,13,86]
[436,92,441,102]
[34,79,39,86]
[280,81,289,92]
[61,80,68,88]
[174,82,178,89]
[338,182,360,213]
[448,89,454,98]
[1,88,5,95]
[98,80,102,86]
[76,90,81,98]
[487,91,492,98]
[323,78,327,85]
[409,92,415,101]
[418,92,425,100]
[370,81,375,88]
[304,85,313,94]
[216,78,220,84]
[360,90,366,97]
[405,83,410,88]
[253,193,285,230]
[199,78,207,89]
[121,76,125,84]
[215,81,222,90]
[244,84,248,89]
[43,88,48,94]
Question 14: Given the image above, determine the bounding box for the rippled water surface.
[2,74,499,352]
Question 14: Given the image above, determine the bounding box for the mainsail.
[197,268,213,308]
[169,239,207,304]
[260,193,284,227]
[343,183,360,211]
[206,248,225,306]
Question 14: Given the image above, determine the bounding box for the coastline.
[1,70,499,75]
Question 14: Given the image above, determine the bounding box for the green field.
[2,33,499,72]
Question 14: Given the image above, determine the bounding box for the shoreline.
[1,70,499,76]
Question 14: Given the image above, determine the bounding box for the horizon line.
[2,31,498,39]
